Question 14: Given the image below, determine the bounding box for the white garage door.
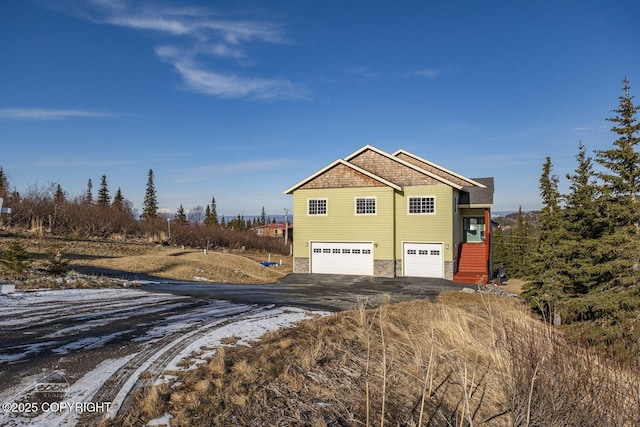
[404,243,443,278]
[310,242,374,275]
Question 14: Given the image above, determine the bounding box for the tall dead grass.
[113,292,640,426]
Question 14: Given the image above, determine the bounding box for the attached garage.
[310,242,374,275]
[403,243,443,278]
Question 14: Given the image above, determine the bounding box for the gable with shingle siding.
[299,162,387,190]
[395,152,471,187]
[348,149,441,186]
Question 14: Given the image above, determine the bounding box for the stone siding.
[373,260,396,278]
[294,257,309,273]
[444,261,454,281]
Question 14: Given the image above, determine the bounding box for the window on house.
[355,197,376,215]
[308,198,327,215]
[408,196,435,214]
[256,229,263,235]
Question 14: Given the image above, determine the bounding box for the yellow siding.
[395,185,455,261]
[293,187,395,260]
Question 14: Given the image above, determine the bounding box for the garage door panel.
[311,242,373,275]
[404,243,443,278]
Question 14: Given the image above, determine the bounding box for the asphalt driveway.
[138,273,468,311]
[74,266,470,311]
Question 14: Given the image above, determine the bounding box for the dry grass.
[0,236,290,284]
[114,292,640,426]
[80,248,289,284]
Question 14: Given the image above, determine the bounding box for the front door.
[463,217,485,243]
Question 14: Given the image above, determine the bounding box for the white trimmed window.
[408,196,435,214]
[355,197,376,215]
[308,198,327,215]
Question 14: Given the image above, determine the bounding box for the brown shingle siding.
[349,149,440,186]
[299,163,386,189]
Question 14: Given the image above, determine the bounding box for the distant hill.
[493,210,540,233]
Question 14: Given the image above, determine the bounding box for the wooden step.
[453,272,489,284]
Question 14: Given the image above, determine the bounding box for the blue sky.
[1,0,639,217]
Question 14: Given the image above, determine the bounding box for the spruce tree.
[508,206,531,277]
[175,204,188,224]
[112,187,125,210]
[562,142,603,293]
[142,169,158,220]
[491,223,511,275]
[524,157,567,317]
[260,206,267,225]
[0,239,31,278]
[0,166,8,199]
[97,175,110,205]
[85,179,93,204]
[595,78,640,287]
[54,184,65,205]
[204,196,219,225]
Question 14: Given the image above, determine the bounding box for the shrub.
[43,244,70,276]
[0,239,31,278]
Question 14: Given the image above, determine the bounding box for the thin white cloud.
[156,46,309,100]
[0,108,120,121]
[67,1,304,100]
[409,68,440,78]
[345,67,379,79]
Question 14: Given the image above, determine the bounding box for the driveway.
[139,273,466,311]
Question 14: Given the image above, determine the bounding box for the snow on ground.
[0,288,330,426]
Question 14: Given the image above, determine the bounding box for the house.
[252,223,293,241]
[283,145,494,284]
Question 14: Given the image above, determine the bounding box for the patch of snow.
[147,412,172,426]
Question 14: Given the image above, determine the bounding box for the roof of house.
[284,145,492,206]
[459,178,494,206]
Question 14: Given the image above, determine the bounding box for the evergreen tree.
[563,142,603,293]
[508,206,532,277]
[491,224,511,274]
[0,239,31,278]
[0,166,8,199]
[142,169,158,220]
[204,196,219,225]
[594,78,640,287]
[524,157,567,316]
[97,175,110,206]
[260,206,267,225]
[112,187,125,210]
[85,179,93,204]
[54,184,66,205]
[174,204,188,224]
